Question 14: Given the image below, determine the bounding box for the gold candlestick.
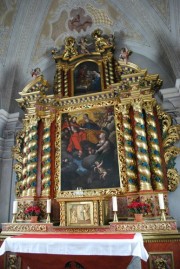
[160,209,166,221]
[12,213,17,223]
[46,213,51,223]
[113,211,118,222]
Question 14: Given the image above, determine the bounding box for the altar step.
[1,218,178,235]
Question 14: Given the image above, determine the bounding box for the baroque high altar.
[4,29,180,233]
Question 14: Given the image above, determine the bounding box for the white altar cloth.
[0,232,148,262]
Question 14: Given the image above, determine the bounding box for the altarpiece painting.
[60,106,120,192]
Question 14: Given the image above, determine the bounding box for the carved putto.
[119,47,132,64]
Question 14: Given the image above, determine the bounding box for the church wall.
[0,110,20,228]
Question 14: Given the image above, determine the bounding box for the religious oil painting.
[149,252,174,269]
[73,61,102,96]
[61,106,120,191]
[67,201,94,226]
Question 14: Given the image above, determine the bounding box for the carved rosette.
[133,100,152,191]
[144,101,164,190]
[41,117,52,197]
[121,104,138,192]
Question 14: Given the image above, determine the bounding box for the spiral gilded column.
[144,101,165,190]
[108,57,114,84]
[133,100,152,190]
[54,65,62,95]
[41,118,51,197]
[103,59,110,86]
[22,127,29,197]
[121,104,138,192]
[26,118,38,196]
[63,68,69,97]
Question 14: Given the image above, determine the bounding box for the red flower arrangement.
[24,204,41,216]
[128,201,150,215]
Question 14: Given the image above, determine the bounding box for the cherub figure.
[78,37,91,54]
[119,47,132,64]
[62,36,78,59]
[108,34,115,47]
[31,67,41,78]
[93,160,107,179]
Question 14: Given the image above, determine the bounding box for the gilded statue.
[62,36,78,59]
[92,29,111,52]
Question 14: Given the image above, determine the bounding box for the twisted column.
[26,117,38,196]
[121,104,138,192]
[54,65,62,95]
[108,57,114,84]
[22,127,29,197]
[63,68,69,97]
[41,117,51,197]
[144,101,165,190]
[133,100,152,191]
[103,59,110,86]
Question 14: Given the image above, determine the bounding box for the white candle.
[112,196,118,211]
[158,193,165,209]
[13,201,18,214]
[47,199,51,213]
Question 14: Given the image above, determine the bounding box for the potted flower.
[25,202,41,223]
[128,201,149,222]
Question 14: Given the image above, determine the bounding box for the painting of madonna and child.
[61,106,121,191]
[73,61,102,96]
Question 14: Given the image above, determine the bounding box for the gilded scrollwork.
[167,168,180,192]
[156,104,172,136]
[157,104,180,191]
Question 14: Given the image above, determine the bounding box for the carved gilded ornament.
[156,105,180,191]
[144,101,164,190]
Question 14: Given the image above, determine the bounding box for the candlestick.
[112,196,118,211]
[12,213,16,223]
[158,193,165,209]
[46,199,51,213]
[113,211,118,222]
[160,209,166,221]
[13,201,18,214]
[46,213,51,223]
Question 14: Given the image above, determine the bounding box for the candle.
[158,193,165,209]
[112,196,118,211]
[13,201,18,214]
[47,199,51,213]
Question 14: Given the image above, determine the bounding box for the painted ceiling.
[0,0,180,115]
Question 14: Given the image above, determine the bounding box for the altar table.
[0,233,148,269]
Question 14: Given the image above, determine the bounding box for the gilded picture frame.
[72,60,104,96]
[67,201,94,226]
[54,91,125,198]
[148,252,174,269]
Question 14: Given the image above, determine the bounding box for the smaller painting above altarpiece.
[73,60,103,96]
